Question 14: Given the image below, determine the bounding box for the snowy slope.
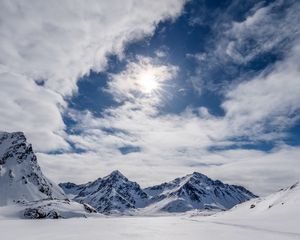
[62,170,149,214]
[208,182,300,232]
[172,181,300,239]
[144,172,256,213]
[0,132,65,205]
[227,182,300,215]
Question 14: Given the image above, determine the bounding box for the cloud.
[188,0,300,94]
[0,0,186,151]
[0,68,68,151]
[186,53,206,62]
[155,50,168,58]
[222,41,300,141]
[225,0,300,64]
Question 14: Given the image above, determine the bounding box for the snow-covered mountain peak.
[0,131,65,206]
[109,170,125,177]
[143,172,257,213]
[103,170,128,183]
[0,132,27,161]
[191,171,209,179]
[60,170,149,214]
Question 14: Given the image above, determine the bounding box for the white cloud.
[225,0,300,64]
[223,41,300,141]
[155,50,168,58]
[0,68,68,151]
[188,0,300,94]
[186,53,206,62]
[0,0,186,151]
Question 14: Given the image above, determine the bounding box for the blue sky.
[1,0,300,195]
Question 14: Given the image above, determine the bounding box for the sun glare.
[140,71,159,93]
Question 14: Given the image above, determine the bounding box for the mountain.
[0,131,65,205]
[61,171,256,214]
[143,172,257,213]
[0,131,95,218]
[60,170,149,214]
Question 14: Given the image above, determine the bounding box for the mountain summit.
[60,170,149,214]
[144,172,257,212]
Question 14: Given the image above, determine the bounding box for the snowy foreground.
[0,213,299,240]
[1,183,299,240]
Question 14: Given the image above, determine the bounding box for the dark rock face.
[83,203,97,213]
[24,207,61,219]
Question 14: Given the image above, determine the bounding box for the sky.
[0,0,300,196]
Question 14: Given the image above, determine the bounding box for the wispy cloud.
[225,0,300,64]
[188,0,300,94]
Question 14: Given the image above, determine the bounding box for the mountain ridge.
[143,171,257,212]
[60,170,257,214]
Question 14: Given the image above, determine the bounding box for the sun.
[139,71,159,93]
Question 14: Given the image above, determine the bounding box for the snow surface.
[0,212,298,240]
